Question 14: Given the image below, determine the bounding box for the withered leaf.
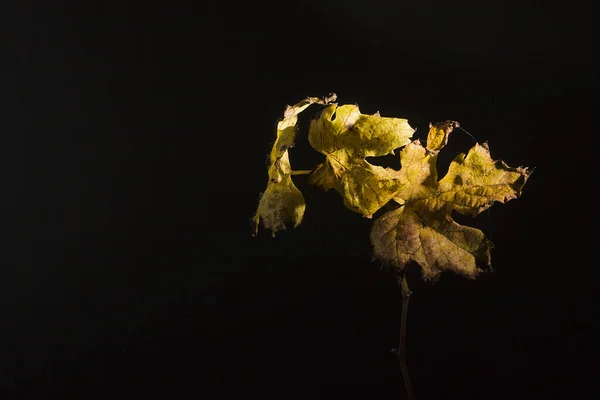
[252,94,336,236]
[307,104,415,216]
[371,122,531,280]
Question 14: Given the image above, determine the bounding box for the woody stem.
[395,273,415,400]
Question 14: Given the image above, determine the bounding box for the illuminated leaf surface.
[307,104,415,216]
[252,95,336,236]
[426,120,460,153]
[371,122,531,280]
[253,98,530,281]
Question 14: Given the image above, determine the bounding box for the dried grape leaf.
[307,103,415,216]
[252,94,336,236]
[426,120,460,153]
[371,122,531,280]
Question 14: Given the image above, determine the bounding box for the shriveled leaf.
[426,120,460,153]
[433,143,530,216]
[371,124,531,280]
[307,104,415,216]
[253,94,337,236]
[253,175,305,237]
[371,205,493,279]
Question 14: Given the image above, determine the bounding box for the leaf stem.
[290,170,313,176]
[394,272,415,400]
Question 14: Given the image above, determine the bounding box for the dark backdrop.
[5,1,598,398]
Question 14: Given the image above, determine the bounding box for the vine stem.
[393,272,415,400]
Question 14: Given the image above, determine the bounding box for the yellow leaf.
[307,104,415,216]
[252,96,530,283]
[253,94,337,236]
[426,120,460,153]
[371,137,531,280]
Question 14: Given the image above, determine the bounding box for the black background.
[5,1,598,398]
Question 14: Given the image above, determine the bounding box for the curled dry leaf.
[370,122,531,280]
[252,95,336,236]
[307,103,415,216]
[253,97,531,283]
[426,120,460,153]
